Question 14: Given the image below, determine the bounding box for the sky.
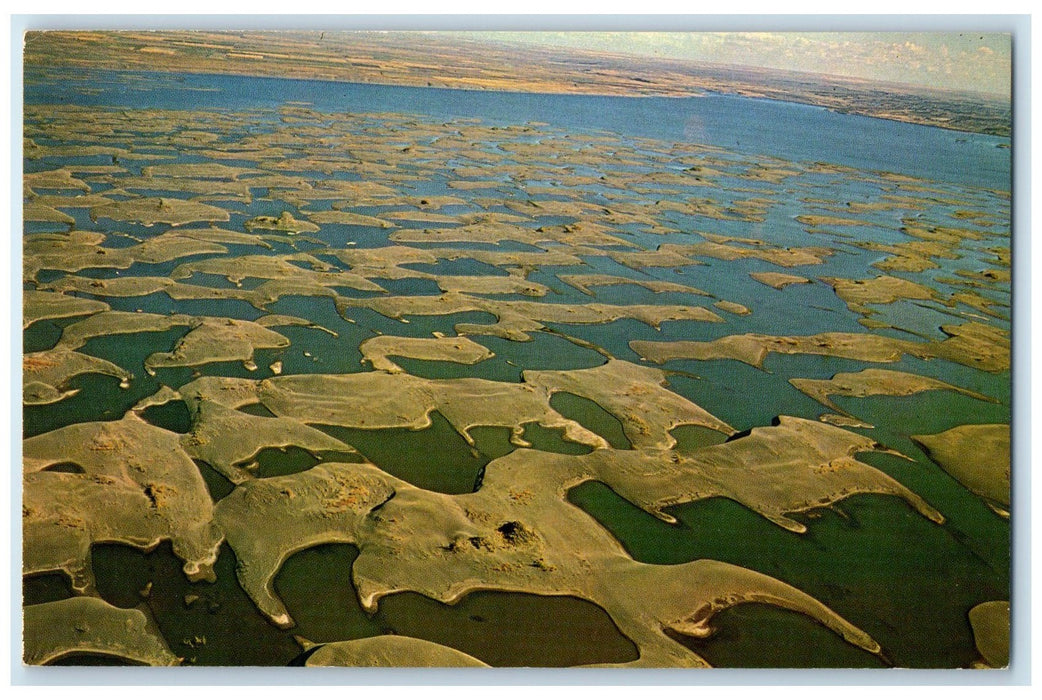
[464,32,1012,97]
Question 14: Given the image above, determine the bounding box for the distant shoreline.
[23,30,1012,138]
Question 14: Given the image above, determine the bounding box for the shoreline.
[27,62,1009,139]
[23,30,1011,138]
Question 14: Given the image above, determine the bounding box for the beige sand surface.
[790,368,996,417]
[912,424,1010,516]
[302,635,489,667]
[23,597,179,666]
[89,196,230,227]
[24,416,223,591]
[968,600,1010,668]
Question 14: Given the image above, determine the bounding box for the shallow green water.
[550,391,632,450]
[91,542,306,666]
[139,399,192,433]
[23,573,76,607]
[567,484,1008,668]
[373,590,639,667]
[193,460,236,501]
[278,543,640,667]
[85,541,639,667]
[24,373,139,437]
[319,412,488,494]
[247,446,365,479]
[23,318,67,353]
[673,603,887,668]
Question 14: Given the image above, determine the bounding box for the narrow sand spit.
[340,293,724,341]
[179,398,360,484]
[25,231,227,280]
[790,368,997,418]
[23,289,109,328]
[559,273,711,297]
[750,271,812,289]
[359,334,495,373]
[215,454,892,664]
[300,636,490,667]
[632,323,1009,373]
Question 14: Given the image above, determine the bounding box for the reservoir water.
[25,68,1010,190]
[22,65,1011,669]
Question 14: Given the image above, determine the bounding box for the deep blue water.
[24,68,1010,191]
